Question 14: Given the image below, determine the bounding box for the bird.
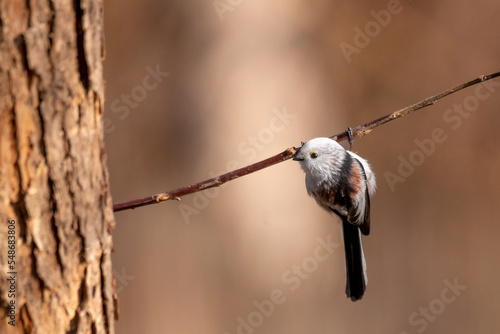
[293,137,376,301]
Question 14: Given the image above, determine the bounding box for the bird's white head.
[292,137,346,178]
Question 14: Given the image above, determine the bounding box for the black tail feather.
[342,218,367,301]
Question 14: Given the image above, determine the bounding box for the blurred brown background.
[103,1,500,333]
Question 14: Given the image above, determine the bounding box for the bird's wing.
[347,157,371,236]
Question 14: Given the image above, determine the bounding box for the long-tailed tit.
[293,137,376,301]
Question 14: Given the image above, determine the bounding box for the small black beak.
[292,145,304,161]
[292,146,303,161]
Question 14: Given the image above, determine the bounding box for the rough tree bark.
[0,0,117,333]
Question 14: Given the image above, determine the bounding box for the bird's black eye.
[310,152,318,159]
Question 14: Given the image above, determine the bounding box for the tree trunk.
[0,0,117,333]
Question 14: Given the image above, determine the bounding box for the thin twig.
[113,72,500,212]
[112,148,296,212]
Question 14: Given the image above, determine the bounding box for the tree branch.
[113,72,500,213]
